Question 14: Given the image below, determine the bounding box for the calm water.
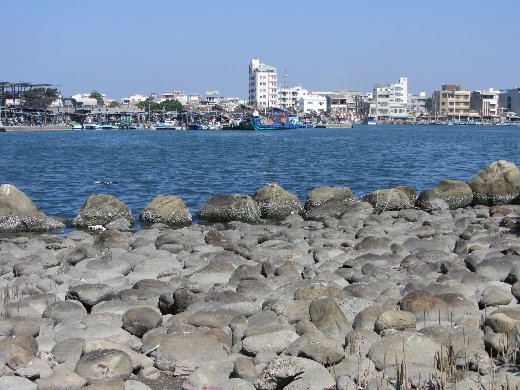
[1,125,519,225]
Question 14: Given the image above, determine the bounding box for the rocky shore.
[0,160,520,389]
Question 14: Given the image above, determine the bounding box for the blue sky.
[2,0,519,99]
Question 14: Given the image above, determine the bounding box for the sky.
[2,0,519,100]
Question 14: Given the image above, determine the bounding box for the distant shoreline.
[1,125,72,132]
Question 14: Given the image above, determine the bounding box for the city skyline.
[2,0,519,100]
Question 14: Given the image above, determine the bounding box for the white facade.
[298,95,327,114]
[248,58,279,108]
[71,94,98,107]
[154,91,188,105]
[373,77,409,119]
[121,93,148,107]
[471,88,500,118]
[278,86,308,109]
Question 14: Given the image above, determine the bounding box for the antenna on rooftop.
[284,67,288,88]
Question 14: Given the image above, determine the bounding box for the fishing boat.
[82,122,101,130]
[155,120,184,130]
[70,121,83,130]
[249,116,286,130]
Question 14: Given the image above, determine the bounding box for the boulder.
[198,194,261,223]
[0,183,64,232]
[309,297,350,342]
[468,160,520,206]
[415,189,449,211]
[252,183,303,220]
[139,195,192,227]
[373,310,417,334]
[75,348,133,384]
[285,331,344,365]
[66,283,117,309]
[154,333,229,375]
[122,307,162,337]
[304,197,357,220]
[434,179,474,209]
[305,187,354,209]
[72,194,134,228]
[362,188,413,213]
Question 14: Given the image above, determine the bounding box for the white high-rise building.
[373,77,409,119]
[248,58,279,108]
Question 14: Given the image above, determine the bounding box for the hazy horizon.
[2,0,519,100]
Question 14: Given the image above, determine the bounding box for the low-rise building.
[433,84,479,120]
[326,91,363,116]
[499,88,520,116]
[278,86,308,110]
[121,93,148,107]
[298,95,327,114]
[470,89,500,119]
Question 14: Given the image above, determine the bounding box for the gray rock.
[254,356,305,390]
[285,331,344,365]
[36,371,88,390]
[304,187,354,210]
[363,188,413,213]
[0,376,37,390]
[373,310,417,334]
[368,331,443,370]
[468,160,520,206]
[75,348,133,384]
[139,195,192,227]
[154,333,228,375]
[435,179,474,209]
[66,283,116,309]
[415,189,450,211]
[42,301,87,325]
[242,330,299,355]
[72,194,134,228]
[252,183,303,220]
[198,194,261,223]
[122,307,162,337]
[51,338,84,364]
[0,183,64,233]
[309,297,350,342]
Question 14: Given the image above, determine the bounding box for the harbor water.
[1,125,519,225]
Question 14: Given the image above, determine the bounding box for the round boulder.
[139,195,192,227]
[198,194,261,223]
[122,307,162,337]
[75,348,133,384]
[468,160,520,206]
[0,183,64,233]
[362,188,413,213]
[72,194,134,228]
[434,179,473,209]
[42,301,87,324]
[373,310,416,334]
[416,189,449,211]
[304,187,354,210]
[252,183,303,220]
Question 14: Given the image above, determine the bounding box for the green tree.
[136,98,161,111]
[23,87,60,109]
[89,90,104,106]
[108,100,120,108]
[160,99,184,112]
[424,97,433,113]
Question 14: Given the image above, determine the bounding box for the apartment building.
[248,58,279,108]
[433,84,473,119]
[470,89,500,118]
[326,91,362,116]
[278,86,308,109]
[298,95,327,114]
[499,88,520,115]
[373,77,409,119]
